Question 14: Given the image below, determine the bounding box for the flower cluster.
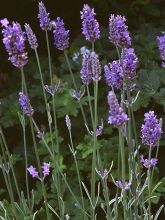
[140,155,158,168]
[121,48,138,80]
[19,92,34,116]
[141,111,162,146]
[91,52,101,82]
[80,4,100,42]
[116,180,131,190]
[104,60,123,89]
[36,131,44,139]
[157,33,165,67]
[65,115,71,130]
[80,51,101,85]
[109,15,131,48]
[25,24,38,50]
[38,1,52,31]
[80,52,92,85]
[1,19,28,68]
[27,162,50,179]
[53,17,69,51]
[107,91,128,127]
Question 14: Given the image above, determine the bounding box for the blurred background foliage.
[0,0,165,219]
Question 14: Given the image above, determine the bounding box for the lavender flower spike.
[65,115,71,130]
[1,19,28,68]
[140,155,158,168]
[27,165,39,178]
[53,17,69,51]
[25,24,38,49]
[141,111,162,146]
[72,89,85,102]
[107,91,128,127]
[80,52,92,85]
[91,52,101,82]
[19,92,34,116]
[104,60,123,89]
[42,162,50,177]
[109,14,131,48]
[38,1,52,31]
[121,48,138,80]
[80,4,100,42]
[157,33,165,67]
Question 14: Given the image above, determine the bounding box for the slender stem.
[102,178,111,219]
[118,128,127,220]
[45,31,53,87]
[86,85,94,128]
[91,81,98,220]
[68,129,87,220]
[148,145,152,219]
[64,50,88,126]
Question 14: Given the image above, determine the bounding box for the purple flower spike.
[80,4,100,42]
[19,92,34,116]
[140,155,158,168]
[121,48,138,80]
[107,91,129,127]
[80,52,92,85]
[141,111,162,146]
[53,17,69,51]
[116,180,131,190]
[91,52,101,82]
[104,61,123,89]
[38,1,52,31]
[157,33,165,67]
[27,165,39,178]
[42,162,50,177]
[1,19,28,68]
[25,24,38,49]
[109,14,131,48]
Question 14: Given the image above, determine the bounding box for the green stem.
[64,50,88,126]
[86,85,94,129]
[68,129,87,220]
[148,145,152,220]
[45,30,53,87]
[91,81,98,220]
[118,128,127,220]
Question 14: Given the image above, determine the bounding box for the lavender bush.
[0,1,165,220]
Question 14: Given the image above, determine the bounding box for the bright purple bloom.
[109,15,131,48]
[65,115,71,130]
[121,48,138,80]
[27,165,39,178]
[72,89,85,101]
[107,91,129,127]
[44,83,59,95]
[80,4,100,42]
[19,92,34,116]
[42,162,50,177]
[1,19,28,68]
[91,52,101,82]
[141,111,162,146]
[80,52,92,85]
[24,24,38,49]
[157,33,165,67]
[140,155,158,168]
[116,180,131,190]
[38,1,52,31]
[104,61,123,89]
[53,17,69,51]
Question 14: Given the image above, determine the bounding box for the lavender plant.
[0,2,165,220]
